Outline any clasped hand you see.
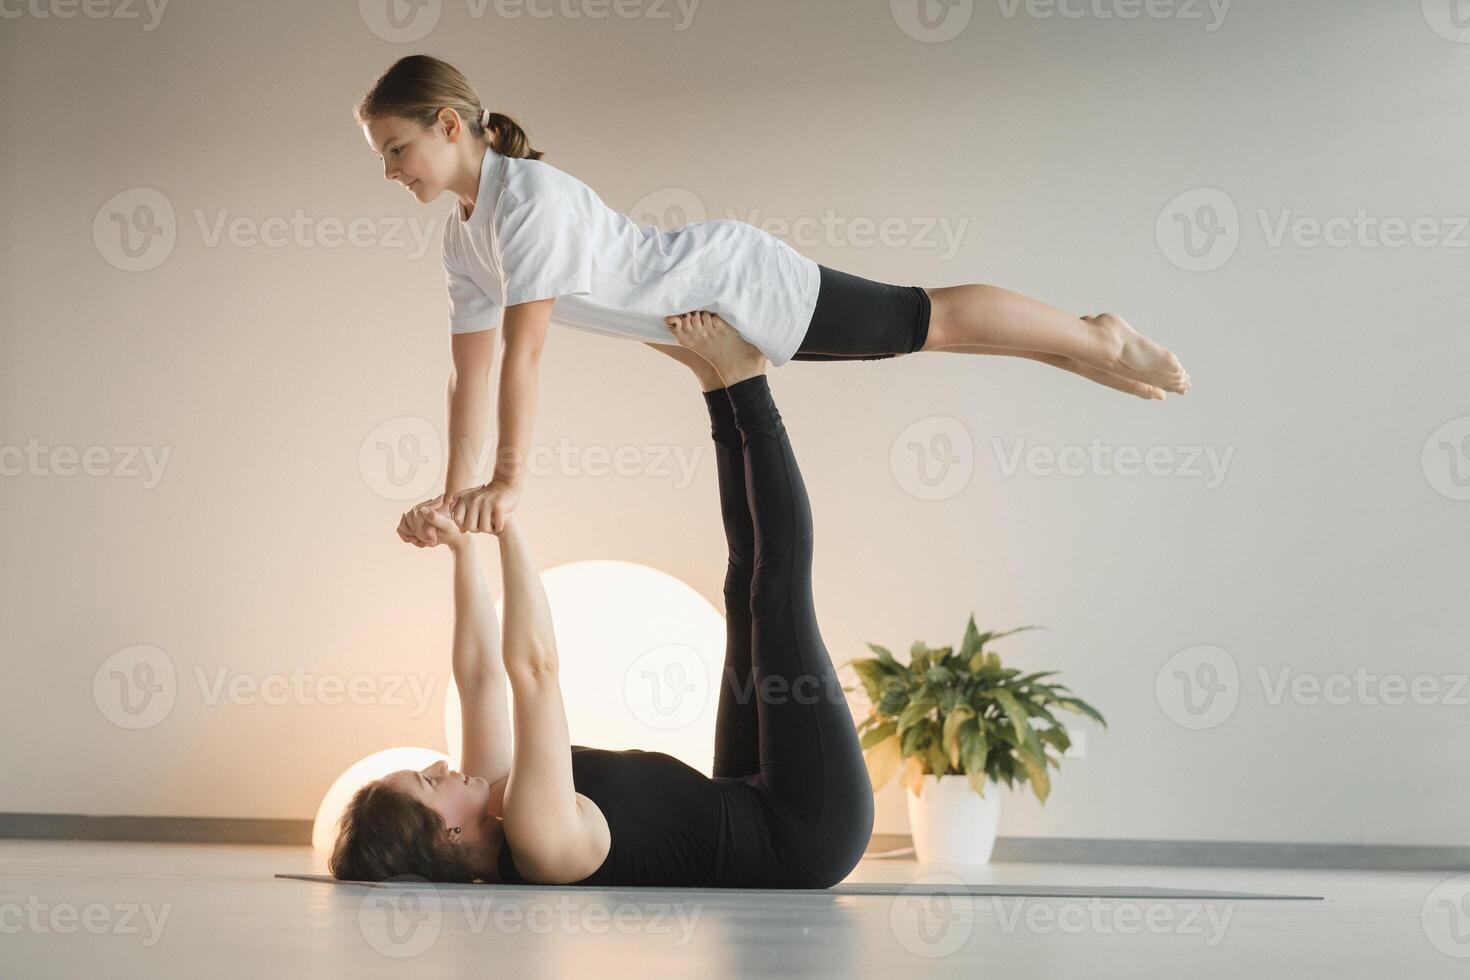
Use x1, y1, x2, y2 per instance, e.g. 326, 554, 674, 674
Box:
395, 480, 521, 548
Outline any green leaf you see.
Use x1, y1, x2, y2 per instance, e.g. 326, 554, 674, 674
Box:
900, 720, 929, 756
985, 688, 1033, 746
860, 719, 897, 749
1014, 670, 1061, 689
1018, 745, 1051, 803
1053, 696, 1107, 727
848, 659, 889, 702
866, 642, 899, 671
959, 615, 982, 659
960, 722, 989, 784
925, 738, 948, 777
877, 684, 909, 717
941, 705, 976, 769
896, 697, 937, 735
1038, 726, 1071, 754
925, 665, 956, 687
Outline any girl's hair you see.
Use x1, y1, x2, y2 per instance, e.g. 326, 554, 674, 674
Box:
355, 54, 544, 160
329, 779, 483, 883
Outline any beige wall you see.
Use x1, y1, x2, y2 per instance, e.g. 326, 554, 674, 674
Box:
2, 0, 1468, 846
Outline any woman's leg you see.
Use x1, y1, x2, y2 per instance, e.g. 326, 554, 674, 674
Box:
666, 314, 874, 888
644, 342, 762, 781
703, 386, 764, 780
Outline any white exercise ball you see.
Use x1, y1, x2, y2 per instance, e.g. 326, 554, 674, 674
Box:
444, 560, 726, 776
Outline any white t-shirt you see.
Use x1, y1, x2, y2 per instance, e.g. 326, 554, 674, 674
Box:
441, 147, 821, 367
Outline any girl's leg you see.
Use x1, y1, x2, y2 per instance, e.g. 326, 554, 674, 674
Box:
929, 343, 1167, 400
921, 285, 1190, 394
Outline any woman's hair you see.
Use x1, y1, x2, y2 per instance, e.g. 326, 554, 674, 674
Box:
354, 54, 544, 160
329, 779, 483, 883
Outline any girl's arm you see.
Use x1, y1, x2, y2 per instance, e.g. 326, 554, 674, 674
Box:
445, 330, 497, 497
450, 299, 554, 535
494, 515, 610, 881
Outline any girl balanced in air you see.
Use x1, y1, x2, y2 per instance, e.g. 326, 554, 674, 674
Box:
354, 54, 1190, 543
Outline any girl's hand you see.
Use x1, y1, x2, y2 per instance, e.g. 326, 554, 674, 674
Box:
418, 500, 468, 550
451, 479, 520, 535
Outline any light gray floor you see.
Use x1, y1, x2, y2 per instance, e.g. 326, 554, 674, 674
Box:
2, 840, 1467, 978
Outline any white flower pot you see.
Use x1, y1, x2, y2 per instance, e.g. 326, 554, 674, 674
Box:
905, 773, 1001, 864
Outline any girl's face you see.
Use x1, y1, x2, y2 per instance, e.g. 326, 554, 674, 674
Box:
364, 113, 455, 202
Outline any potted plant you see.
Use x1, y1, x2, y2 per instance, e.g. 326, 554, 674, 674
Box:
844, 614, 1106, 864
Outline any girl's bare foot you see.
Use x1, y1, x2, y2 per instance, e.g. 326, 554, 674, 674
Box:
666, 312, 767, 387
934, 343, 1166, 400
1084, 313, 1191, 395
643, 341, 725, 392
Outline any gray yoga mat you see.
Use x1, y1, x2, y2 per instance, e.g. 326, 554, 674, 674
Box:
276, 873, 1321, 900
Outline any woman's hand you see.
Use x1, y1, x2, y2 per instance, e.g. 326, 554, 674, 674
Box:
397, 493, 459, 548
450, 479, 520, 535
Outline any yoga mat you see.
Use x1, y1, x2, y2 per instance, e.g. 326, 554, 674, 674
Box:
276, 873, 1321, 900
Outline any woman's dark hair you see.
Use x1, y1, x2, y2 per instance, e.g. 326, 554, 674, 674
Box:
329, 780, 483, 883
354, 54, 543, 160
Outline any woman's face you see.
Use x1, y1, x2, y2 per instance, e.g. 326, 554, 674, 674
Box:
383, 758, 490, 835
363, 113, 455, 202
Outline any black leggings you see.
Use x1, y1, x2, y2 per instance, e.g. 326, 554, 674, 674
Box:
791, 263, 932, 361
703, 375, 874, 888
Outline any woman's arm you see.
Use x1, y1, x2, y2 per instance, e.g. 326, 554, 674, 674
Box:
450, 299, 554, 534
417, 506, 512, 791
494, 515, 609, 881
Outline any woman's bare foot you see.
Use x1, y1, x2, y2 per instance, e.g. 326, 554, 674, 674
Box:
1083, 313, 1190, 395
666, 312, 767, 387
643, 341, 725, 392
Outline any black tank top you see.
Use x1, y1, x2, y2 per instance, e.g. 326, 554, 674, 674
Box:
494, 745, 784, 887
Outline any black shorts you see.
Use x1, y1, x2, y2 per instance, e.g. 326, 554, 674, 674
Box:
791, 264, 931, 361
